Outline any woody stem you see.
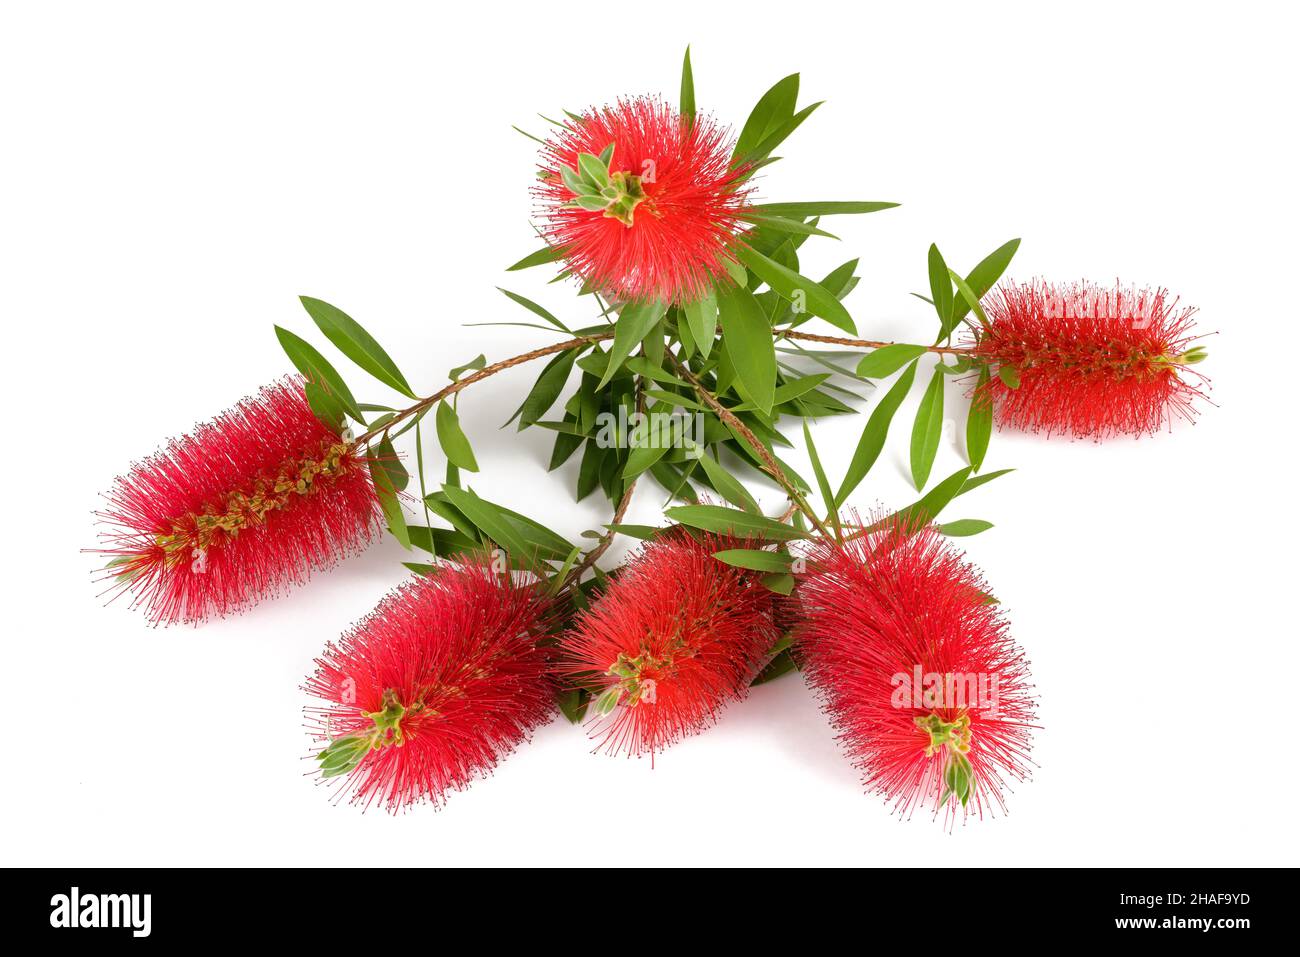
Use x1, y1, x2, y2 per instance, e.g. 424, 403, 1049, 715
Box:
666, 353, 834, 540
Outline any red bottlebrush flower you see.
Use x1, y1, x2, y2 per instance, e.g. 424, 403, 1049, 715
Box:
794, 520, 1036, 821
304, 560, 556, 812
971, 280, 1209, 438
96, 377, 380, 625
535, 97, 752, 305
560, 530, 780, 759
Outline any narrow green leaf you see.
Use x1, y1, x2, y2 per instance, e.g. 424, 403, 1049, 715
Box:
434, 401, 479, 472
927, 244, 954, 330
742, 101, 822, 165
802, 420, 836, 517
947, 238, 1020, 329
300, 296, 415, 398
736, 245, 856, 334
958, 467, 1013, 497
508, 348, 579, 429
369, 458, 410, 550
738, 214, 839, 239
683, 292, 718, 360
696, 451, 761, 513
274, 326, 363, 422
966, 364, 993, 471
897, 466, 973, 529
506, 244, 566, 272
998, 365, 1021, 389
497, 288, 572, 334
836, 360, 917, 506
939, 519, 994, 537
910, 369, 946, 491
752, 201, 899, 217
734, 73, 799, 160
439, 485, 535, 568
304, 380, 345, 433
712, 548, 794, 572
448, 354, 487, 381
597, 301, 665, 389
856, 343, 927, 378
718, 284, 776, 414
664, 504, 806, 541
679, 46, 695, 126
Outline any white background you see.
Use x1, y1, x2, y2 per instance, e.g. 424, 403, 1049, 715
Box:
3, 1, 1295, 867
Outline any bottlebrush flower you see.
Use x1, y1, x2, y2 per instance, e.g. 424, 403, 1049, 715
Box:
96, 377, 380, 625
560, 530, 780, 759
971, 280, 1209, 438
794, 520, 1036, 820
535, 97, 752, 305
305, 559, 557, 812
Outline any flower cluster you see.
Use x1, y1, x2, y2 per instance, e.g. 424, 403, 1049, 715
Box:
96, 378, 379, 625
305, 559, 556, 812
535, 97, 751, 305
794, 520, 1037, 820
559, 530, 779, 759
973, 280, 1208, 438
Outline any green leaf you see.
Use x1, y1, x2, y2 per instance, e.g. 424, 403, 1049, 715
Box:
598, 300, 665, 389
909, 369, 946, 490
856, 343, 927, 378
712, 548, 794, 572
836, 360, 917, 506
679, 46, 695, 126
576, 152, 611, 190
717, 283, 776, 415
696, 450, 761, 513
736, 245, 856, 334
949, 269, 991, 330
593, 686, 622, 716
759, 574, 795, 596
927, 244, 954, 330
958, 467, 1014, 497
802, 420, 836, 517
939, 519, 994, 537
448, 354, 487, 381
734, 73, 799, 160
664, 504, 805, 542
300, 296, 416, 398
998, 365, 1021, 389
947, 238, 1021, 331
966, 364, 993, 471
751, 648, 798, 683
439, 485, 535, 568
743, 101, 822, 165
683, 292, 718, 360
897, 466, 973, 529
497, 288, 572, 334
752, 201, 899, 217
274, 326, 363, 422
372, 436, 409, 491
303, 380, 345, 433
602, 523, 662, 541
508, 348, 579, 429
558, 688, 589, 724
369, 456, 410, 550
738, 214, 839, 239
434, 401, 479, 472
506, 244, 566, 272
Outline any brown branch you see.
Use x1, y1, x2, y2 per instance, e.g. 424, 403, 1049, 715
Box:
354, 331, 614, 446
666, 353, 834, 540
780, 329, 971, 354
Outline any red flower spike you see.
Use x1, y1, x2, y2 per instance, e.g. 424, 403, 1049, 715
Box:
972, 280, 1209, 438
96, 377, 380, 625
560, 530, 780, 759
535, 97, 752, 305
305, 560, 556, 812
794, 519, 1036, 821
